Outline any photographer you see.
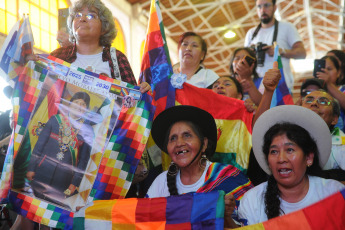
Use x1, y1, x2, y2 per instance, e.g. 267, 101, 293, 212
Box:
244, 0, 306, 92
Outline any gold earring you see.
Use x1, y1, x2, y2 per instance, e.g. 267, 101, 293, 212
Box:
199, 154, 207, 169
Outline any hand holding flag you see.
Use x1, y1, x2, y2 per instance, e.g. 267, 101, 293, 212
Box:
262, 59, 281, 92
268, 43, 294, 106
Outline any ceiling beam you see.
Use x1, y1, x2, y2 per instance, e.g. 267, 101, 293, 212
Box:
304, 0, 316, 58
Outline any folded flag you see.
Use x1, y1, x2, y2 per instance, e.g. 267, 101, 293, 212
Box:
74, 190, 225, 230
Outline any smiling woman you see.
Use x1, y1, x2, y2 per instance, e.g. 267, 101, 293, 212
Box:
146, 105, 253, 229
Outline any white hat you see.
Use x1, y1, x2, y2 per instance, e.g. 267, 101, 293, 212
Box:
252, 105, 331, 175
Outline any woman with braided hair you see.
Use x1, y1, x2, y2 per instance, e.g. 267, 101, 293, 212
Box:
238, 105, 344, 225
146, 105, 253, 228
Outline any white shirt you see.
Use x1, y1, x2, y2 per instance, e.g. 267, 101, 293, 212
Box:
244, 20, 302, 91
146, 161, 211, 198
186, 68, 219, 88
72, 52, 111, 77
238, 175, 344, 225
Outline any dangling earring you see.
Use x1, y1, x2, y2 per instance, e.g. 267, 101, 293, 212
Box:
168, 161, 179, 176
307, 161, 312, 167
199, 154, 207, 169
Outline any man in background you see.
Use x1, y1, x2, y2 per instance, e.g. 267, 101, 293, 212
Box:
244, 0, 306, 92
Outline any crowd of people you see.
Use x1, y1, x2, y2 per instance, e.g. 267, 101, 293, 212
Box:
1, 0, 345, 229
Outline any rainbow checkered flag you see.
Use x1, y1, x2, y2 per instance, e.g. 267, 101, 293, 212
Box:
74, 190, 225, 229
138, 0, 173, 90
139, 0, 176, 170
0, 14, 34, 86
270, 45, 294, 106
0, 55, 155, 229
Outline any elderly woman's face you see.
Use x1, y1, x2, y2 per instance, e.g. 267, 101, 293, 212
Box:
212, 76, 241, 99
179, 36, 205, 67
167, 121, 207, 168
267, 133, 314, 190
72, 6, 103, 42
69, 98, 87, 118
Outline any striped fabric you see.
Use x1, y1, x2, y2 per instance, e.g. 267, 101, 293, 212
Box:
177, 83, 253, 172
197, 163, 253, 200
237, 188, 345, 230
74, 190, 225, 230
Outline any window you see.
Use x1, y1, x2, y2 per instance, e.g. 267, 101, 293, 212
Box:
0, 0, 69, 53
112, 18, 126, 55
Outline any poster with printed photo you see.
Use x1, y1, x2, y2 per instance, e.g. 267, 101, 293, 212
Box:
12, 68, 125, 211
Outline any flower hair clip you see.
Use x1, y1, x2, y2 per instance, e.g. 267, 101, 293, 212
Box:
170, 73, 187, 89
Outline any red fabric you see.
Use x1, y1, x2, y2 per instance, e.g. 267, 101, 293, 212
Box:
303, 192, 345, 230
176, 83, 253, 133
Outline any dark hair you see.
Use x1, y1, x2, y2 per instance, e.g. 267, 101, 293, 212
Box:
164, 120, 215, 195
229, 47, 259, 80
213, 76, 243, 100
321, 56, 341, 85
257, 0, 276, 5
70, 91, 91, 108
262, 123, 324, 219
327, 50, 345, 84
178, 32, 207, 63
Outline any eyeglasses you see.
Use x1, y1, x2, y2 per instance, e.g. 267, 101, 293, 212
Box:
256, 3, 273, 9
303, 96, 332, 106
75, 12, 98, 20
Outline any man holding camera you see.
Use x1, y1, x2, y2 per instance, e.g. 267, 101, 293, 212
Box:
244, 0, 306, 92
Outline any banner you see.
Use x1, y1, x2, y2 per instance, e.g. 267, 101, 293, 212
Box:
0, 55, 155, 229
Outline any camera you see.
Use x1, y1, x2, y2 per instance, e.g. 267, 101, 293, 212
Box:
251, 42, 267, 67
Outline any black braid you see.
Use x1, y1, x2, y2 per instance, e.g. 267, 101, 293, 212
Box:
167, 166, 178, 195
264, 175, 283, 219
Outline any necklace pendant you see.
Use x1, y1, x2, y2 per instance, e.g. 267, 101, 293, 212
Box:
62, 136, 70, 144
